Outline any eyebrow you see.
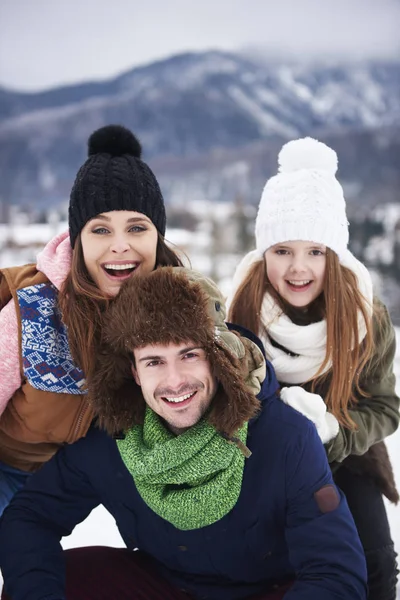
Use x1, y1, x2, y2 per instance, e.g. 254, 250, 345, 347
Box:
90, 214, 151, 224
137, 346, 203, 363
275, 244, 325, 250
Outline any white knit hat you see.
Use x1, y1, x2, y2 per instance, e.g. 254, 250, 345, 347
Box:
255, 137, 349, 260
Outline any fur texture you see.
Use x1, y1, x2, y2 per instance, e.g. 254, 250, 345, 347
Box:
87, 267, 261, 436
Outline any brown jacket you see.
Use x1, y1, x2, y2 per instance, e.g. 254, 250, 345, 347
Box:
0, 264, 93, 472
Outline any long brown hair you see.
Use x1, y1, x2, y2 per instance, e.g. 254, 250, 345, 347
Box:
58, 232, 183, 379
228, 250, 375, 429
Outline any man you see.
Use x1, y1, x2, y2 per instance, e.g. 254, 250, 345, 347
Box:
0, 267, 367, 600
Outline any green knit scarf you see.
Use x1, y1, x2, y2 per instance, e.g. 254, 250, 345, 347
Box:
117, 407, 248, 530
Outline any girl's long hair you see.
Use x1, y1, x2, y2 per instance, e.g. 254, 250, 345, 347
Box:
228, 250, 375, 429
58, 233, 183, 379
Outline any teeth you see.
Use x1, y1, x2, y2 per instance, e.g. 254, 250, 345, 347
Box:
104, 263, 137, 270
165, 392, 194, 403
288, 280, 311, 286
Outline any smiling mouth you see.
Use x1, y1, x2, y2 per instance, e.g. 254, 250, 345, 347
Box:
286, 280, 312, 290
161, 391, 197, 406
102, 263, 139, 278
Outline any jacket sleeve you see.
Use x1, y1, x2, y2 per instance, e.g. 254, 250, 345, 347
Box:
284, 421, 367, 599
0, 430, 103, 600
0, 298, 22, 417
325, 299, 399, 463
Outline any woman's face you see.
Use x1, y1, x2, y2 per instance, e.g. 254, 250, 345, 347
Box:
264, 240, 327, 308
80, 210, 158, 297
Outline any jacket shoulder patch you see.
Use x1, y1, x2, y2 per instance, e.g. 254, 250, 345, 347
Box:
314, 484, 340, 513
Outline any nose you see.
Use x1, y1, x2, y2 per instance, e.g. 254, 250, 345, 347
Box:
163, 363, 186, 392
289, 254, 307, 273
109, 235, 130, 254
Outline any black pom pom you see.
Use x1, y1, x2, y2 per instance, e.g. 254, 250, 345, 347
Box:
88, 125, 142, 158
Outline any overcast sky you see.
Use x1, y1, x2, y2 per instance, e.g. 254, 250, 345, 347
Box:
1, 0, 399, 92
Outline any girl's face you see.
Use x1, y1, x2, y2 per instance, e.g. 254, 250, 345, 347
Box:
264, 240, 327, 308
80, 210, 158, 297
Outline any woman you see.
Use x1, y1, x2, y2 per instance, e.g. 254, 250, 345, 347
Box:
228, 137, 399, 600
0, 124, 182, 515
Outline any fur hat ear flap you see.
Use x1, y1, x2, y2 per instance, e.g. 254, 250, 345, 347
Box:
207, 339, 260, 437
87, 347, 146, 435
86, 266, 265, 437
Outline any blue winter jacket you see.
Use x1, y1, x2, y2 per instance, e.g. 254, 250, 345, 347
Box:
0, 357, 367, 600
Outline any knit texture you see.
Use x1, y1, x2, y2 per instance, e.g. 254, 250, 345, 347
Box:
117, 407, 248, 530
17, 283, 85, 394
255, 137, 349, 259
0, 232, 72, 416
88, 267, 262, 437
231, 249, 373, 384
68, 125, 166, 247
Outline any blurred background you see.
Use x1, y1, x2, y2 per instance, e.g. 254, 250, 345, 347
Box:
1, 0, 399, 315
0, 0, 399, 591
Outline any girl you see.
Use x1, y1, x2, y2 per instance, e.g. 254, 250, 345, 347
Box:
228, 137, 399, 600
0, 124, 182, 515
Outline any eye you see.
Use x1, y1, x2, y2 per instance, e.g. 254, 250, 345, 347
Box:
145, 360, 161, 368
92, 227, 110, 235
183, 352, 198, 360
129, 225, 147, 233
275, 249, 289, 255
310, 249, 325, 256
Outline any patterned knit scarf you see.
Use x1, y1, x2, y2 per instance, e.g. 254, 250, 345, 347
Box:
117, 407, 248, 530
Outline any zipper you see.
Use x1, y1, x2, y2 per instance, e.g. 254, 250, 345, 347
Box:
72, 400, 91, 441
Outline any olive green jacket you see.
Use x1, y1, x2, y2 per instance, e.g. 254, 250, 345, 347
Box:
322, 299, 399, 464
279, 297, 399, 502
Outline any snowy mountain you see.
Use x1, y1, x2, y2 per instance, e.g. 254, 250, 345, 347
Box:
0, 50, 399, 209
152, 125, 400, 212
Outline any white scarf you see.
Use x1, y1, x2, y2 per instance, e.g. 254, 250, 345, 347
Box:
230, 249, 374, 385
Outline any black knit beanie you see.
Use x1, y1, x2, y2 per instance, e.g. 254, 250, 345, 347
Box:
68, 125, 166, 248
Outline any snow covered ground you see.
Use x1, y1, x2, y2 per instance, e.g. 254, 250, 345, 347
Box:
0, 333, 399, 595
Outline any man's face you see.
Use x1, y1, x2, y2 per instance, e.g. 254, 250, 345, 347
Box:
132, 342, 218, 435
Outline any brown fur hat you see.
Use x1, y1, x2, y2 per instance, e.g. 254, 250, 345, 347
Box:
87, 267, 263, 436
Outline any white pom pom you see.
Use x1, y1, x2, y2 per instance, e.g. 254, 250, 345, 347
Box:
278, 137, 338, 175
